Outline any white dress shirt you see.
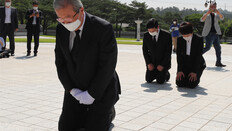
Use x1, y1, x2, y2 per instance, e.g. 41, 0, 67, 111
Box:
69, 12, 86, 51
32, 10, 37, 25
186, 36, 193, 56
5, 7, 11, 23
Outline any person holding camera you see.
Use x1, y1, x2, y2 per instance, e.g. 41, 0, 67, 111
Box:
25, 0, 43, 56
201, 1, 226, 67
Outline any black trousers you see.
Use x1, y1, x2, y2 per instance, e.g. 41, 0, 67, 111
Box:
58, 91, 114, 131
176, 67, 205, 88
146, 68, 170, 84
2, 24, 15, 54
27, 26, 40, 54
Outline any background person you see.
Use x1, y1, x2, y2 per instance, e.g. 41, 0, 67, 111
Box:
0, 0, 18, 56
170, 19, 180, 52
25, 0, 43, 56
201, 2, 226, 67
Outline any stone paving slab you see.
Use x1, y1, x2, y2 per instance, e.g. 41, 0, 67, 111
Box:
0, 42, 232, 131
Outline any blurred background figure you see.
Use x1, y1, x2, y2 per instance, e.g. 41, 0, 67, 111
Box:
201, 1, 226, 67
25, 0, 43, 56
0, 37, 11, 58
170, 19, 180, 53
0, 0, 18, 56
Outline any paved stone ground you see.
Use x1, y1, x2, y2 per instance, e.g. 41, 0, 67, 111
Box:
0, 42, 232, 131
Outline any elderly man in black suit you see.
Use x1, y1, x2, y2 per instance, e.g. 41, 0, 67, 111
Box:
53, 0, 121, 130
0, 0, 18, 56
176, 22, 206, 88
25, 0, 43, 56
142, 19, 172, 84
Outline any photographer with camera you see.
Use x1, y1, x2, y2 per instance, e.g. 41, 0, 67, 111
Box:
201, 1, 226, 67
25, 0, 43, 56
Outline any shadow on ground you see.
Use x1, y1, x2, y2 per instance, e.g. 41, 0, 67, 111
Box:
15, 56, 35, 60
205, 67, 230, 72
177, 86, 208, 97
141, 82, 173, 93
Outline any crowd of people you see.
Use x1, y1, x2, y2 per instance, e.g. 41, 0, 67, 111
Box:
0, 0, 42, 58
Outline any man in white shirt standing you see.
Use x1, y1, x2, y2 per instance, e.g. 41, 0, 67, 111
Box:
0, 0, 18, 56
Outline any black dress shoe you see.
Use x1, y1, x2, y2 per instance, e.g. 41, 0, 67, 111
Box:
165, 71, 170, 81
26, 53, 30, 56
34, 53, 37, 56
215, 62, 226, 67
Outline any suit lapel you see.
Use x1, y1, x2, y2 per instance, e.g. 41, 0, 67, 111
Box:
73, 12, 92, 74
60, 27, 72, 60
3, 7, 6, 21
183, 38, 187, 55
190, 34, 196, 56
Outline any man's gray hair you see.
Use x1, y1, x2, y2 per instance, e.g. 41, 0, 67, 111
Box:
53, 0, 83, 13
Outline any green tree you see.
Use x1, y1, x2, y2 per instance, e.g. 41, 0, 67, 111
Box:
39, 0, 57, 34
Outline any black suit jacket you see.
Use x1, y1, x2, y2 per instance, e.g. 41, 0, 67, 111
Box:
55, 13, 121, 104
0, 6, 18, 32
142, 29, 172, 70
177, 34, 206, 73
25, 9, 43, 32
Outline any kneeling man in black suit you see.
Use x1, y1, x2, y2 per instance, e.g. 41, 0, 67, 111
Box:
176, 22, 206, 88
142, 19, 172, 84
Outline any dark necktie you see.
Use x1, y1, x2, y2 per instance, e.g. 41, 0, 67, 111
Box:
71, 30, 81, 53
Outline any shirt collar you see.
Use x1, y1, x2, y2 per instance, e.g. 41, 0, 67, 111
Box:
186, 36, 193, 44
79, 12, 86, 32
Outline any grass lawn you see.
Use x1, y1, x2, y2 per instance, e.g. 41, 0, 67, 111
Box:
6, 36, 229, 45
6, 38, 55, 43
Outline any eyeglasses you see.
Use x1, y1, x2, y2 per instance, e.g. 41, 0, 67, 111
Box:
57, 12, 78, 23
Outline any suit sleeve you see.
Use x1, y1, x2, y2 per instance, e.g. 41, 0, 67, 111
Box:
25, 10, 30, 20
142, 35, 152, 65
191, 37, 204, 73
87, 24, 118, 100
161, 34, 172, 67
14, 9, 18, 29
55, 28, 75, 92
200, 13, 207, 22
177, 38, 184, 72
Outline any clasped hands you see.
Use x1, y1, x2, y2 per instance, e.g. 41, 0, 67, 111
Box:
148, 64, 164, 72
70, 88, 95, 105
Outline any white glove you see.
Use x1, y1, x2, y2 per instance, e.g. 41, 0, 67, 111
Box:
70, 88, 95, 105
70, 88, 83, 96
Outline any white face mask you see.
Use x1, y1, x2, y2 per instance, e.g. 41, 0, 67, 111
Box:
60, 13, 82, 32
183, 36, 192, 41
149, 31, 158, 36
33, 7, 38, 10
5, 2, 11, 7
173, 21, 177, 24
